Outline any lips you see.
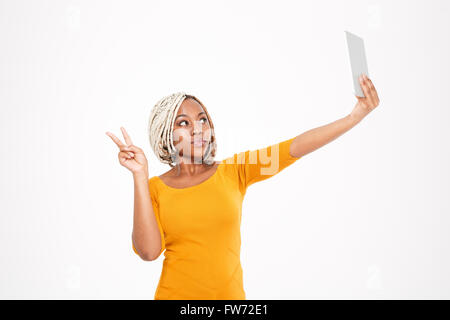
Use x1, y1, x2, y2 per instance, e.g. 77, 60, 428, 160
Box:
192, 139, 207, 146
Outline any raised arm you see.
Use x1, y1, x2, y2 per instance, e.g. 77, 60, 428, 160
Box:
290, 74, 380, 158
106, 127, 164, 261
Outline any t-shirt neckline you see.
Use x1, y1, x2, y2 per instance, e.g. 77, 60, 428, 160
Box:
155, 160, 223, 191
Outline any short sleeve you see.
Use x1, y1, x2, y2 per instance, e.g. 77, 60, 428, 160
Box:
132, 178, 166, 259
225, 137, 301, 193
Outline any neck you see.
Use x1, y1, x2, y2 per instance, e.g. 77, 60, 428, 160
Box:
172, 159, 215, 177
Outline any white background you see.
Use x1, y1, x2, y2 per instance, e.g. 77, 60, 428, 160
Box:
1, 0, 449, 299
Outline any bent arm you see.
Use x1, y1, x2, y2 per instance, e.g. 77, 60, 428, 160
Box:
131, 172, 163, 261
290, 113, 360, 158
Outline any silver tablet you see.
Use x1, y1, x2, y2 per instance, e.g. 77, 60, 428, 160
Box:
345, 31, 369, 97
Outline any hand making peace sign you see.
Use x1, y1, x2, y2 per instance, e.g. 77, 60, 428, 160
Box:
106, 127, 149, 176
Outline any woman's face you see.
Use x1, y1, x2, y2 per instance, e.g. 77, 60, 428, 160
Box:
172, 98, 212, 163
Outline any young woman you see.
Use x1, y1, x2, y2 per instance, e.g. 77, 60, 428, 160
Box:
106, 74, 380, 300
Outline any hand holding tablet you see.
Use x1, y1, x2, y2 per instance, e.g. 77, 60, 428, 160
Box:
345, 31, 380, 119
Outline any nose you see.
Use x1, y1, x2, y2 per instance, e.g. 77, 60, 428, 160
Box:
192, 120, 203, 135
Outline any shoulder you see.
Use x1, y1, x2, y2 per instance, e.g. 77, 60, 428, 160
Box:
147, 176, 162, 204
219, 154, 240, 177
148, 176, 161, 192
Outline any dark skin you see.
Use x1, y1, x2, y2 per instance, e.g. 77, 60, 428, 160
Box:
158, 98, 221, 189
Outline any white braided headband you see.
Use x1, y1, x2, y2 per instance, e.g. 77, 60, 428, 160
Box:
148, 92, 217, 167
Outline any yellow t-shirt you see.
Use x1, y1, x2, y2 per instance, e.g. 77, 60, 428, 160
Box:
132, 137, 301, 299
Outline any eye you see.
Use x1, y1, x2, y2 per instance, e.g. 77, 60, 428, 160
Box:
178, 117, 208, 126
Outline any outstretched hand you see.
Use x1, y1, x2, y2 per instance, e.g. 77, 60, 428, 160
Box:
350, 74, 380, 122
106, 127, 149, 176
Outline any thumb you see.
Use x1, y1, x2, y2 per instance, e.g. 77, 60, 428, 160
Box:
121, 144, 143, 154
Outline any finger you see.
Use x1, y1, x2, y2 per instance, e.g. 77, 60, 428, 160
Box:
364, 75, 378, 106
367, 78, 380, 103
366, 76, 374, 90
121, 127, 133, 146
106, 131, 125, 148
359, 75, 375, 105
121, 144, 143, 154
373, 87, 380, 104
119, 151, 134, 160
